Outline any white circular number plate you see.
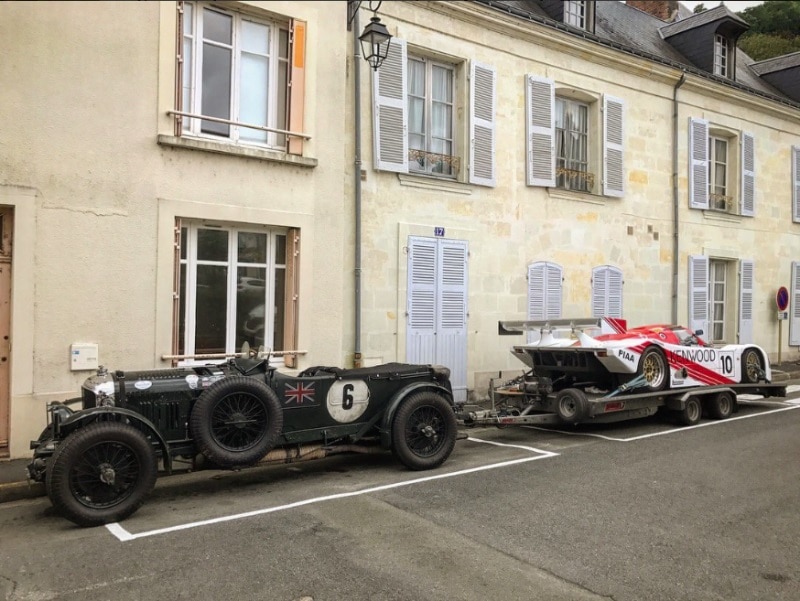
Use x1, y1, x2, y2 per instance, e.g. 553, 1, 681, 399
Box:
326, 380, 370, 423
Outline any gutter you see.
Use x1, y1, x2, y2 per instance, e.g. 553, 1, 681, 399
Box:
671, 71, 687, 324
353, 9, 363, 368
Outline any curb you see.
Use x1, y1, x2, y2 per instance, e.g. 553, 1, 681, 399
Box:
0, 480, 45, 505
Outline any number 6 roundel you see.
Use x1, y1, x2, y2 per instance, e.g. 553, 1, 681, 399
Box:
326, 380, 370, 423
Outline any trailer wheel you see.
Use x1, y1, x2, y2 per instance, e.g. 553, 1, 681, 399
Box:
45, 421, 158, 527
707, 391, 735, 420
678, 396, 702, 426
391, 392, 457, 471
555, 388, 588, 425
638, 346, 668, 392
741, 348, 764, 384
190, 376, 283, 469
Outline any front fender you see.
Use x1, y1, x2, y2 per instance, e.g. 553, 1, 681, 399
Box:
378, 382, 454, 448
49, 406, 173, 474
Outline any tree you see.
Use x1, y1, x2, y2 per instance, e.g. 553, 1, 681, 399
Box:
737, 1, 800, 60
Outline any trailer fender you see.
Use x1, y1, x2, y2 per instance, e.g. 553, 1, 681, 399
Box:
379, 382, 454, 448
52, 407, 173, 474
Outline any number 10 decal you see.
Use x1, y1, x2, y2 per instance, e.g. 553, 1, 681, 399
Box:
326, 380, 370, 423
720, 354, 734, 375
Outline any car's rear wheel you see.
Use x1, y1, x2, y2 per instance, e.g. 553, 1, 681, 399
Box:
741, 348, 764, 384
190, 376, 283, 468
707, 391, 735, 420
638, 346, 668, 392
391, 392, 457, 471
46, 421, 158, 527
555, 388, 589, 425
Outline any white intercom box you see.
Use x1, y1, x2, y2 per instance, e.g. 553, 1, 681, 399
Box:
70, 343, 99, 371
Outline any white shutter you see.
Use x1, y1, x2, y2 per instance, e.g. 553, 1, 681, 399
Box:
738, 259, 754, 344
407, 237, 436, 362
526, 75, 555, 187
373, 39, 408, 173
741, 132, 755, 217
469, 61, 496, 187
527, 261, 562, 343
790, 262, 800, 346
689, 255, 709, 336
792, 147, 800, 223
603, 95, 625, 197
592, 265, 623, 318
689, 118, 709, 209
438, 240, 468, 403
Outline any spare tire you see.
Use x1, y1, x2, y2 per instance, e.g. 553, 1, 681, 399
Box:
190, 376, 283, 468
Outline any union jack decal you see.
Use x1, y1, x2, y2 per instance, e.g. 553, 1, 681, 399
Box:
284, 381, 317, 406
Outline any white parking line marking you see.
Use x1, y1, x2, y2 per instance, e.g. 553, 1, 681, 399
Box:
106, 437, 557, 542
526, 404, 800, 442
786, 384, 800, 394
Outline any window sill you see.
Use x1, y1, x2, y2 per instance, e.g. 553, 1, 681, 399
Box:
397, 173, 473, 195
546, 188, 607, 205
702, 210, 742, 224
157, 135, 318, 168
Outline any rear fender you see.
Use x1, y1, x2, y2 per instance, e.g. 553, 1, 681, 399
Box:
54, 407, 173, 473
378, 382, 454, 448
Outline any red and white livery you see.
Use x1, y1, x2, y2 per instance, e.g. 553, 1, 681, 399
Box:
500, 317, 771, 392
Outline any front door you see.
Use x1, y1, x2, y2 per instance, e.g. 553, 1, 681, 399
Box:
406, 236, 468, 403
0, 207, 12, 456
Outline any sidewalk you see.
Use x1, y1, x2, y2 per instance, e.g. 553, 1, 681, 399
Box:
2, 361, 799, 505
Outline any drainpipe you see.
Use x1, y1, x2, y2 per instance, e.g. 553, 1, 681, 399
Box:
671, 70, 686, 324
353, 9, 363, 368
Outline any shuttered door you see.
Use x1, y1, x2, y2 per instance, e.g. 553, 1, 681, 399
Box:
738, 259, 754, 343
689, 255, 710, 336
407, 237, 468, 402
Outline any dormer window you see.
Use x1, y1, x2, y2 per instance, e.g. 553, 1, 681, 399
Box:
714, 34, 732, 78
564, 1, 587, 29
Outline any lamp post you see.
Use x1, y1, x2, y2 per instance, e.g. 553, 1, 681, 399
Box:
347, 1, 392, 367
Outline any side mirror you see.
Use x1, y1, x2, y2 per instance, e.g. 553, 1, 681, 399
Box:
694, 329, 703, 336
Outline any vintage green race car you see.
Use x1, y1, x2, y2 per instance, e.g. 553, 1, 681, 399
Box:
27, 353, 457, 527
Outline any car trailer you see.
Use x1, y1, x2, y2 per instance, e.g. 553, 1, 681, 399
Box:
456, 378, 787, 429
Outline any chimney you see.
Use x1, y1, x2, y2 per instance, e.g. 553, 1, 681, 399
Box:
627, 1, 680, 22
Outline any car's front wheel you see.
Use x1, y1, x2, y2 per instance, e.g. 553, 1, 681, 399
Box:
391, 392, 457, 471
45, 421, 158, 527
638, 346, 668, 392
741, 348, 764, 384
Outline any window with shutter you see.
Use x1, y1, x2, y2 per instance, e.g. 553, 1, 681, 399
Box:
527, 261, 563, 343
791, 262, 800, 346
591, 265, 623, 318
688, 255, 709, 337
689, 118, 710, 210
526, 75, 555, 187
792, 147, 800, 223
738, 259, 753, 343
373, 38, 408, 173
741, 132, 755, 217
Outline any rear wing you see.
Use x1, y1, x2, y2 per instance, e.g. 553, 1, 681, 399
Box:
498, 317, 627, 336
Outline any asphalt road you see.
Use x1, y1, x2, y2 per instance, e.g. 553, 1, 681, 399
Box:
2, 389, 799, 601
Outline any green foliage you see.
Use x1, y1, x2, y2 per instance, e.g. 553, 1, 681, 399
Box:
737, 1, 800, 60
693, 3, 707, 13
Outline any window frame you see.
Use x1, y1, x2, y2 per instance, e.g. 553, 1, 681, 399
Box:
178, 221, 288, 366
708, 134, 730, 212
709, 258, 727, 342
181, 1, 290, 150
555, 96, 592, 193
563, 1, 586, 29
407, 53, 457, 178
713, 34, 731, 78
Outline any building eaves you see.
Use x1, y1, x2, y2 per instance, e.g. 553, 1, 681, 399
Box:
751, 51, 800, 76
659, 4, 748, 38
473, 0, 799, 111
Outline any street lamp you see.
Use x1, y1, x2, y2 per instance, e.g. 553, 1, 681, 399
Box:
348, 0, 392, 72
359, 14, 392, 71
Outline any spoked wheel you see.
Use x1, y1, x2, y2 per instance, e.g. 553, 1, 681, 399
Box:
638, 346, 668, 392
46, 421, 158, 527
190, 376, 283, 468
391, 392, 457, 471
741, 348, 764, 384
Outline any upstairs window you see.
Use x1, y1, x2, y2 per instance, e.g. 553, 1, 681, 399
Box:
408, 56, 456, 177
178, 2, 304, 151
564, 1, 587, 29
556, 97, 590, 192
709, 135, 729, 211
714, 34, 732, 78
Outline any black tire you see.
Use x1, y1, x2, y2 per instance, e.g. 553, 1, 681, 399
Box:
638, 346, 669, 392
678, 396, 702, 426
708, 391, 735, 420
555, 388, 589, 425
391, 392, 457, 471
741, 348, 764, 384
45, 421, 158, 527
190, 376, 283, 468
